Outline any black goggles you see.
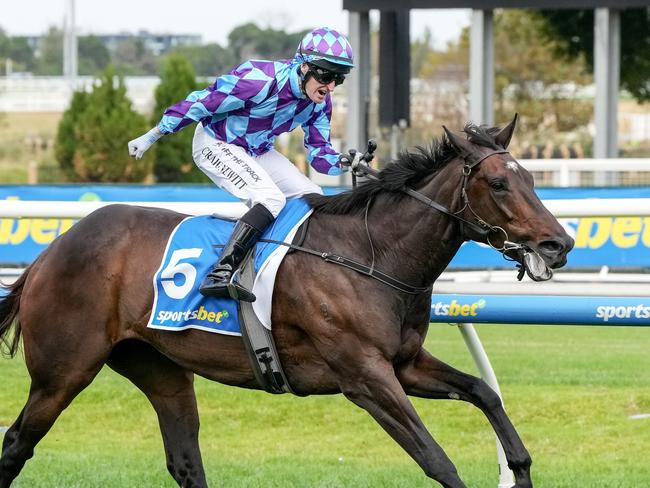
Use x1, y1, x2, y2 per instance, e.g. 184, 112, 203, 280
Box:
307, 64, 346, 86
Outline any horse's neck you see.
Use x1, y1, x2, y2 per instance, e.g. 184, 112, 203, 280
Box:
365, 167, 465, 287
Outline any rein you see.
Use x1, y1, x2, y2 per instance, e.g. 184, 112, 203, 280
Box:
359, 150, 511, 242
259, 236, 430, 295
260, 148, 534, 295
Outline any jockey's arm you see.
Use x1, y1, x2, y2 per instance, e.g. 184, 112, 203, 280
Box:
128, 64, 274, 159
302, 97, 348, 176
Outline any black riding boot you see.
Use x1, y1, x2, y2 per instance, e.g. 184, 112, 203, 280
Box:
199, 204, 275, 302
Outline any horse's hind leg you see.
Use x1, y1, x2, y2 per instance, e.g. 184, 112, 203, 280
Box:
107, 340, 207, 488
397, 348, 533, 488
0, 349, 108, 487
1, 409, 23, 456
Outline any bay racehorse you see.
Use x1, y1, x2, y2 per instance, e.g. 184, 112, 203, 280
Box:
0, 116, 573, 488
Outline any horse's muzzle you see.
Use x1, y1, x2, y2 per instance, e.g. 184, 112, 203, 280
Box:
535, 235, 575, 268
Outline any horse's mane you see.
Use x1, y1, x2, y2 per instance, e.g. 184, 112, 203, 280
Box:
305, 123, 502, 216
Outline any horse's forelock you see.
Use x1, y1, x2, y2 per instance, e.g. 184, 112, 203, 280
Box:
463, 123, 502, 150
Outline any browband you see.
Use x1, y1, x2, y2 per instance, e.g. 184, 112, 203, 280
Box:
468, 150, 510, 168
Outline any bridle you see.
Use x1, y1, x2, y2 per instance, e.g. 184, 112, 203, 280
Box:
259, 148, 545, 295
356, 149, 529, 257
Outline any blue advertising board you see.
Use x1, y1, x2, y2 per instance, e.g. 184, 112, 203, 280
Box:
2, 185, 650, 268
429, 294, 650, 326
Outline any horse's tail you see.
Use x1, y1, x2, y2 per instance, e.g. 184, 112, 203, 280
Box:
0, 266, 30, 358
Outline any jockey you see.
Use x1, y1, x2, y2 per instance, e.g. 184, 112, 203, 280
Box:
128, 27, 354, 302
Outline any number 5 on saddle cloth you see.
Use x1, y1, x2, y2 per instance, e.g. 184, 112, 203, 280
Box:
148, 198, 313, 394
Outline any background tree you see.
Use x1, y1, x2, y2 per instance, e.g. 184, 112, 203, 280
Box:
55, 89, 89, 180
404, 9, 594, 156
539, 8, 650, 102
0, 29, 34, 73
169, 43, 236, 77
112, 37, 158, 75
410, 28, 434, 78
56, 66, 151, 182
34, 26, 63, 75
151, 53, 208, 183
492, 9, 593, 150
78, 35, 110, 75
228, 23, 307, 61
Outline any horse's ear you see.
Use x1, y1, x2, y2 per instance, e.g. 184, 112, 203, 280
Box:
443, 125, 474, 157
494, 113, 518, 149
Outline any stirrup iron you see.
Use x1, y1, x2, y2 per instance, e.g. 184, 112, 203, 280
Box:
226, 269, 257, 302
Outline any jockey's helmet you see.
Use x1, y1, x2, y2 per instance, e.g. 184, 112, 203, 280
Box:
297, 27, 354, 74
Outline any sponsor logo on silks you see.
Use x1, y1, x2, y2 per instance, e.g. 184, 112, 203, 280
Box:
155, 306, 230, 324
430, 298, 487, 318
595, 304, 650, 322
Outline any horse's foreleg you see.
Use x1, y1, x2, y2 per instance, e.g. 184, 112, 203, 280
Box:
107, 340, 207, 488
336, 360, 467, 488
397, 348, 532, 488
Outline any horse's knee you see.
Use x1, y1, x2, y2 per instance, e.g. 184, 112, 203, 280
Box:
470, 379, 503, 410
509, 450, 533, 474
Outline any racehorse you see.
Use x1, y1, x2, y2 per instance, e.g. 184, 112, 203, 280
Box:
0, 116, 573, 488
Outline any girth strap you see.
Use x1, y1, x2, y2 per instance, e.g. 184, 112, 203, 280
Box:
260, 237, 430, 295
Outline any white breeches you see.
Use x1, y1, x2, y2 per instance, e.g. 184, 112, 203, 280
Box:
192, 123, 323, 217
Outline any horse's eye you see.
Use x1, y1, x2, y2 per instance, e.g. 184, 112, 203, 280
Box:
489, 180, 508, 192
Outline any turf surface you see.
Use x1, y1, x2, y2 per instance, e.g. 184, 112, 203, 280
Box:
1, 323, 649, 487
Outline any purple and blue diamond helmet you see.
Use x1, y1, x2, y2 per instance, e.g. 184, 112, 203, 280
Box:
297, 27, 354, 74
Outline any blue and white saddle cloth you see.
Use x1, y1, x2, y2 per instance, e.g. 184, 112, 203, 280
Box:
147, 198, 312, 335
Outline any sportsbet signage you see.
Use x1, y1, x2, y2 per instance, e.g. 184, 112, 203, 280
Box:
430, 294, 650, 326
0, 185, 234, 265
1, 185, 650, 268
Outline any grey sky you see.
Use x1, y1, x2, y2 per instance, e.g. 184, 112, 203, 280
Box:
1, 0, 470, 48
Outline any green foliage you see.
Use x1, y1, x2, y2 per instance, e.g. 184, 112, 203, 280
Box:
400, 10, 598, 155
0, 28, 34, 73
410, 28, 434, 78
539, 8, 650, 102
34, 26, 63, 75
169, 43, 236, 77
78, 35, 110, 75
55, 66, 151, 182
112, 37, 158, 75
0, 22, 308, 77
228, 22, 307, 61
54, 90, 89, 180
151, 54, 208, 183
492, 10, 593, 150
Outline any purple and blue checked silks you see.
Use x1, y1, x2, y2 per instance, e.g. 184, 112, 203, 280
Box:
298, 27, 354, 67
157, 55, 344, 176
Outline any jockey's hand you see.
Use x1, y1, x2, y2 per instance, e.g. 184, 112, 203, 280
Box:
338, 150, 362, 172
128, 127, 162, 159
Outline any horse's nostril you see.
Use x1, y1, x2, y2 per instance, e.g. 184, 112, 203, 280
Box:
538, 239, 564, 254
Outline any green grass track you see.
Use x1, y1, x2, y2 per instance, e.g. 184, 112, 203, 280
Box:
1, 323, 649, 487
